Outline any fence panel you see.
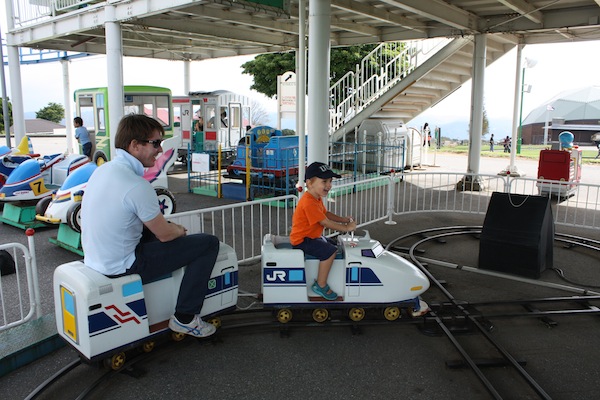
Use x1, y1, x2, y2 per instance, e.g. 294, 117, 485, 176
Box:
0, 239, 40, 332
509, 177, 600, 230
166, 195, 297, 263
394, 172, 508, 215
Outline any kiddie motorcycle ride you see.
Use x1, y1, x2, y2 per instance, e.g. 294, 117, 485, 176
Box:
0, 136, 37, 189
34, 162, 97, 232
0, 153, 89, 202
35, 146, 177, 234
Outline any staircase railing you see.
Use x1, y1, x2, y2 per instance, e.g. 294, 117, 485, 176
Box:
329, 38, 451, 134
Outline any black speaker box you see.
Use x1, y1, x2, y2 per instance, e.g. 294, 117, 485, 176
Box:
479, 192, 554, 279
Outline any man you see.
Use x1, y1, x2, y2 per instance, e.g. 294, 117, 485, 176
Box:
74, 117, 92, 160
81, 114, 219, 338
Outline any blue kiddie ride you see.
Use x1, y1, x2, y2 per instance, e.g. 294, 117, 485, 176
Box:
35, 162, 97, 232
0, 136, 37, 189
0, 153, 89, 202
261, 230, 430, 323
36, 143, 179, 231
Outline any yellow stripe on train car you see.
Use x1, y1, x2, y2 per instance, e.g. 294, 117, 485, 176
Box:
61, 286, 78, 343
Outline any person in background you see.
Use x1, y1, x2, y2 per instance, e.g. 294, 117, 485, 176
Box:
194, 116, 204, 132
74, 117, 92, 160
503, 136, 511, 153
423, 122, 430, 147
220, 110, 228, 128
289, 162, 356, 300
81, 114, 219, 338
489, 134, 495, 152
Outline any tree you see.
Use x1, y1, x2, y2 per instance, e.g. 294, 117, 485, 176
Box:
242, 53, 295, 98
241, 43, 385, 98
0, 101, 13, 135
250, 99, 270, 126
36, 102, 65, 123
482, 107, 489, 137
467, 104, 490, 137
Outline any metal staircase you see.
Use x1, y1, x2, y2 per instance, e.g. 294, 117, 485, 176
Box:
329, 35, 517, 142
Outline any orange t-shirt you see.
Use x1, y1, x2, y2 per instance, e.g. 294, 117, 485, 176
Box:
290, 193, 327, 246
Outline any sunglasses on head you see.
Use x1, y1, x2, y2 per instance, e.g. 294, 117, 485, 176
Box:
139, 139, 162, 148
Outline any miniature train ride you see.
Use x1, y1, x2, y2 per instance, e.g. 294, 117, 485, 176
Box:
54, 231, 430, 368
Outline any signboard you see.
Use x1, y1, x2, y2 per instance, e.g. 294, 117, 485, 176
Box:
278, 71, 297, 113
191, 152, 210, 172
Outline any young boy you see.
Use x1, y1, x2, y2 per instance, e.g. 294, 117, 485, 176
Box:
74, 117, 92, 160
290, 162, 357, 300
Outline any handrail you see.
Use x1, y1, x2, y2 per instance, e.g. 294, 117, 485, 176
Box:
329, 38, 451, 134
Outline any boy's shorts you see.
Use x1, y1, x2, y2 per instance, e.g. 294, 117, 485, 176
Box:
293, 236, 337, 261
82, 142, 92, 158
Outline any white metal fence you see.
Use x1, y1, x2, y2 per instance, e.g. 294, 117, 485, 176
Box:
170, 172, 600, 265
0, 234, 41, 332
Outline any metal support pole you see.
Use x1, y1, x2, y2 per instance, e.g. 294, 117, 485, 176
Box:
296, 0, 307, 191
0, 24, 11, 147
517, 67, 525, 154
61, 59, 74, 154
306, 0, 331, 164
105, 5, 124, 159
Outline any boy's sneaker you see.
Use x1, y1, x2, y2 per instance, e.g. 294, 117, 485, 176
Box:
311, 281, 338, 301
168, 314, 216, 338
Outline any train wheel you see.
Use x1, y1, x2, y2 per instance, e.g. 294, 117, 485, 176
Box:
171, 332, 186, 342
348, 307, 365, 322
208, 317, 222, 328
105, 352, 126, 370
312, 308, 329, 323
383, 306, 401, 321
277, 308, 293, 324
142, 341, 155, 353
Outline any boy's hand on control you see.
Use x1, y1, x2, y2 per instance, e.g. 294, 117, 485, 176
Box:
347, 221, 357, 232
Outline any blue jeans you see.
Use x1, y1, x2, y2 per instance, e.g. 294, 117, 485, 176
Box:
127, 232, 219, 315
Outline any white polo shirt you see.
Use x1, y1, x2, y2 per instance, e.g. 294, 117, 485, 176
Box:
81, 149, 160, 275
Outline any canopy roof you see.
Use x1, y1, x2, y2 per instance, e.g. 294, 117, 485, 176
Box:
523, 86, 600, 125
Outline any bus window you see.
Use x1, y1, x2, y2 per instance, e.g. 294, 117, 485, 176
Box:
155, 95, 170, 126
95, 93, 106, 131
206, 105, 217, 129
78, 94, 95, 133
143, 103, 154, 118
229, 104, 241, 129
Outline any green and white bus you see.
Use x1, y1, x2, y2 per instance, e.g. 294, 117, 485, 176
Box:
74, 85, 173, 164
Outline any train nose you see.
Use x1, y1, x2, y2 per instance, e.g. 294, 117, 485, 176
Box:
408, 271, 430, 295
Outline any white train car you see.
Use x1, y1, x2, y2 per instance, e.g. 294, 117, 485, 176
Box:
54, 243, 238, 366
261, 231, 430, 323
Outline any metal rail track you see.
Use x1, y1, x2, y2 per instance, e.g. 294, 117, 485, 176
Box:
386, 226, 600, 399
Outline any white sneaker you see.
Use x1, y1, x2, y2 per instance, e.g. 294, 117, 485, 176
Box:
410, 300, 430, 317
168, 315, 216, 338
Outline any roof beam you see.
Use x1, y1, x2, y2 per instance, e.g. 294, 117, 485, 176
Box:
331, 0, 426, 33
496, 0, 543, 24
380, 0, 477, 31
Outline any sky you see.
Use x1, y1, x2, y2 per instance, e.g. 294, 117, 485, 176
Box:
2, 7, 599, 139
